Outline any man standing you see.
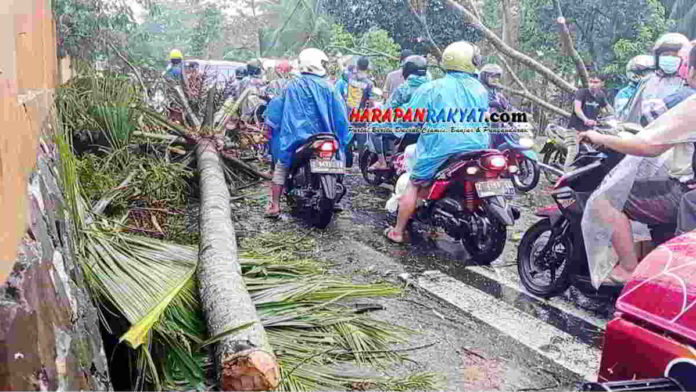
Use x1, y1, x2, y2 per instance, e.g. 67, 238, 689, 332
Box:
344, 57, 375, 164
564, 74, 613, 170
382, 49, 414, 100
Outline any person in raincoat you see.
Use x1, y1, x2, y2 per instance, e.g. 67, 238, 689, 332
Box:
368, 55, 432, 171
614, 55, 654, 118
334, 64, 354, 101
623, 33, 690, 126
384, 41, 490, 243
579, 49, 696, 285
263, 48, 352, 217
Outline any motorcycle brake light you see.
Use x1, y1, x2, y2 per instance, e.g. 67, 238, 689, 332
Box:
482, 155, 507, 169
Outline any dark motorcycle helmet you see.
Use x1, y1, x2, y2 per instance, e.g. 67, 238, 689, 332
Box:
402, 55, 428, 80
235, 68, 247, 79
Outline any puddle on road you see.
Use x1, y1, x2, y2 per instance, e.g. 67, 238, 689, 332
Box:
342, 180, 610, 349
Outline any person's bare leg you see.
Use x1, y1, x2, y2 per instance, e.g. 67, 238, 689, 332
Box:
604, 204, 638, 281
386, 182, 419, 242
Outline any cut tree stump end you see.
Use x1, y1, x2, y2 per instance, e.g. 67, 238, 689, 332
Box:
221, 349, 280, 391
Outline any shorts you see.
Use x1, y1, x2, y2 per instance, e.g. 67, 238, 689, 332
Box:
410, 177, 433, 188
624, 177, 685, 226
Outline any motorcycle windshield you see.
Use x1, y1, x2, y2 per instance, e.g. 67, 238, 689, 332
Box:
582, 94, 696, 289
266, 74, 352, 167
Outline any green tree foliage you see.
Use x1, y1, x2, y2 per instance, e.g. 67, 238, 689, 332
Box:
259, 0, 333, 57
125, 2, 198, 70
54, 0, 136, 61
327, 24, 401, 85
320, 0, 482, 56
666, 0, 696, 39
494, 0, 671, 87
190, 4, 225, 59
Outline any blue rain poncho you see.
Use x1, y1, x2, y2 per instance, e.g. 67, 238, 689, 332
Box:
404, 72, 490, 181
614, 82, 637, 117
265, 74, 352, 167
387, 74, 432, 138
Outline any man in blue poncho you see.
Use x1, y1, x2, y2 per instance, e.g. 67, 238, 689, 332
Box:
384, 41, 490, 243
264, 48, 352, 217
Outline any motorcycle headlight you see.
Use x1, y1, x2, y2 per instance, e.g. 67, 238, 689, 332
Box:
519, 137, 534, 149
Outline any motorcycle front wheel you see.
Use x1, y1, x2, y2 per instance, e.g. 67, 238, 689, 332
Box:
512, 157, 540, 192
517, 218, 572, 298
542, 146, 566, 184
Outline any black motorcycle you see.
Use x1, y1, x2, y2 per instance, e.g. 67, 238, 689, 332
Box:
516, 142, 677, 298
284, 133, 348, 229
359, 133, 419, 186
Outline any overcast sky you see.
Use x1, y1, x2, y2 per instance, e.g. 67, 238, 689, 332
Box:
123, 0, 256, 23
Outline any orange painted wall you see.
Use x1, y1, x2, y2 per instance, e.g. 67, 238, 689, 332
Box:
0, 0, 57, 283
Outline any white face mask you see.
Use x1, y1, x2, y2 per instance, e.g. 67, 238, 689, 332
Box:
658, 55, 682, 75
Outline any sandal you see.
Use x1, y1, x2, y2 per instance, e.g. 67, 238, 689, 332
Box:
264, 204, 281, 219
384, 227, 406, 244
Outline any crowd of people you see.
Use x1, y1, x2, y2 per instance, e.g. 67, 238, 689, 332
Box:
162, 31, 696, 287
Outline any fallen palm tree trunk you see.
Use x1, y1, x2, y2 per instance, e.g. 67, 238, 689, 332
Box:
196, 137, 279, 390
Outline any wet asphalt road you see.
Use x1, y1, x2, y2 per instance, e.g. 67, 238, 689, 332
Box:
232, 166, 617, 390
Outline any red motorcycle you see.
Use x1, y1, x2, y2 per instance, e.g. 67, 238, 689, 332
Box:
583, 231, 696, 391
401, 149, 520, 264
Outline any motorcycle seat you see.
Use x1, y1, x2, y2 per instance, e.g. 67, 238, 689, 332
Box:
295, 133, 338, 153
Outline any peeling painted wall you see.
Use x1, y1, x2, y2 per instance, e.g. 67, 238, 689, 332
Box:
0, 0, 112, 389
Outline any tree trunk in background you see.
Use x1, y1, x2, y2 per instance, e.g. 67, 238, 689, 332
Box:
501, 0, 521, 87
195, 138, 279, 391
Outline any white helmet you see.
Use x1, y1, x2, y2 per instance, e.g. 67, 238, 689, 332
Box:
298, 48, 329, 77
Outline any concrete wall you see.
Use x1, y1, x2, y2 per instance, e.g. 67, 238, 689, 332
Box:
0, 0, 112, 389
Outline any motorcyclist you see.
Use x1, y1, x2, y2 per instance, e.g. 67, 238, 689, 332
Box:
614, 55, 654, 118
239, 59, 268, 123
266, 60, 294, 97
479, 64, 511, 114
623, 33, 690, 126
384, 41, 490, 243
263, 48, 352, 217
578, 45, 696, 284
164, 49, 184, 82
368, 55, 431, 171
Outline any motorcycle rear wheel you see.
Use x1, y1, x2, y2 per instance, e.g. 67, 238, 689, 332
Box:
512, 157, 540, 192
311, 195, 335, 229
517, 219, 572, 298
461, 220, 507, 265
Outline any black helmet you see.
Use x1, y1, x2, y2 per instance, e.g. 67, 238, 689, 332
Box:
402, 55, 427, 80
235, 68, 247, 79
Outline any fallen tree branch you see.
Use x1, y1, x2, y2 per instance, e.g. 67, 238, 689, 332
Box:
496, 53, 530, 95
326, 45, 399, 60
220, 150, 272, 180
407, 4, 443, 59
553, 0, 589, 87
89, 170, 138, 220
497, 84, 571, 118
106, 41, 149, 103
445, 0, 577, 94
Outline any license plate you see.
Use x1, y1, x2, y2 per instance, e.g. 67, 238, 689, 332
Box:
310, 159, 345, 174
475, 179, 515, 198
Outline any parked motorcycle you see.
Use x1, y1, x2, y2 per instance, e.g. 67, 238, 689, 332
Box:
490, 127, 540, 192
516, 140, 676, 298
284, 133, 348, 229
399, 149, 521, 265
359, 133, 419, 186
